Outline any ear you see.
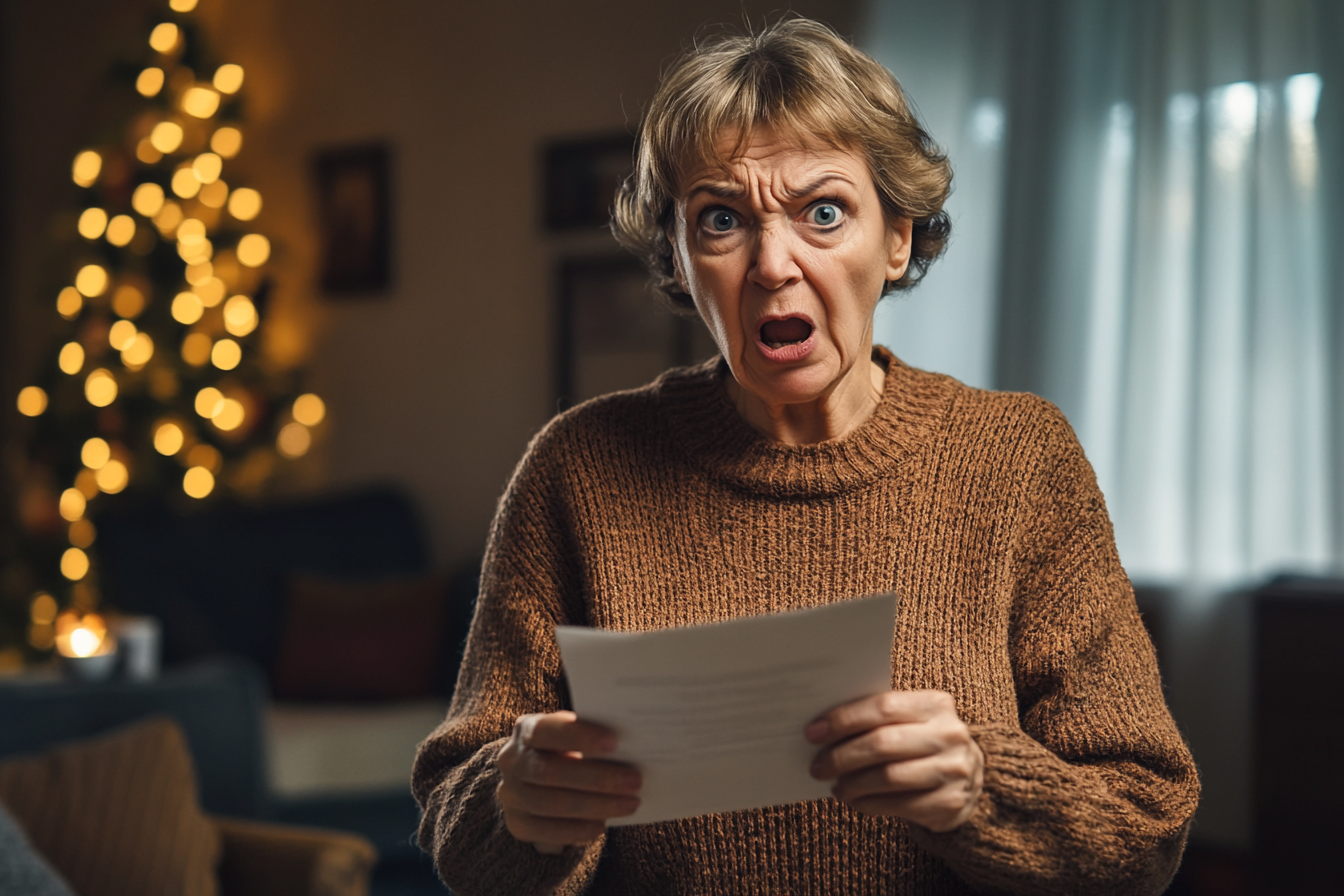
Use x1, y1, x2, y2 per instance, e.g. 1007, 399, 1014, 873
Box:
885, 217, 914, 283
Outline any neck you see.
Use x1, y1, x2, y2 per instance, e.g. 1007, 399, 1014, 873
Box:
726, 353, 887, 446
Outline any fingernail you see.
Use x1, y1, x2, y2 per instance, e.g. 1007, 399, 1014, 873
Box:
805, 720, 829, 742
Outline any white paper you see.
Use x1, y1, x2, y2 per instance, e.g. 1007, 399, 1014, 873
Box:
555, 593, 896, 825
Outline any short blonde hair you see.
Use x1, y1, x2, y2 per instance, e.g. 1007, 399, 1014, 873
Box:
612, 17, 953, 310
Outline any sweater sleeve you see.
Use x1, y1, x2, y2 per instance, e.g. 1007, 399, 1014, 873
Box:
410, 425, 604, 896
909, 398, 1199, 895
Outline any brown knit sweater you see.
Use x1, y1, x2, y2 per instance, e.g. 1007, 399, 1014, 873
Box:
412, 347, 1199, 895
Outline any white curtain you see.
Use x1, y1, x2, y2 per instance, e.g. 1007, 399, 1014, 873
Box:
865, 0, 1341, 591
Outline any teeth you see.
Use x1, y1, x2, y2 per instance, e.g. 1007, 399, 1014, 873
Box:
768, 341, 784, 349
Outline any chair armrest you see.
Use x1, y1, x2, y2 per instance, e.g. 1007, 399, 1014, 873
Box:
212, 815, 378, 896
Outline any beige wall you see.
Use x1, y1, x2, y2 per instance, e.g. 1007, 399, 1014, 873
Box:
3, 0, 858, 570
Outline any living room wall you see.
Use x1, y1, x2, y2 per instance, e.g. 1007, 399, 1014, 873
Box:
0, 0, 859, 571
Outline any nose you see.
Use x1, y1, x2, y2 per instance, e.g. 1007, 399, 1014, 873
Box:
747, 223, 802, 291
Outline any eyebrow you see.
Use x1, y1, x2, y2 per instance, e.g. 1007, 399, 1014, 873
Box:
685, 174, 853, 204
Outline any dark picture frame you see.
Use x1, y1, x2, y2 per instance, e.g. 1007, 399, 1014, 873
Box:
543, 134, 636, 232
556, 256, 719, 410
313, 143, 391, 294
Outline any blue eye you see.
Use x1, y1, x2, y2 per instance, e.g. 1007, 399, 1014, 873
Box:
809, 204, 842, 226
705, 210, 738, 233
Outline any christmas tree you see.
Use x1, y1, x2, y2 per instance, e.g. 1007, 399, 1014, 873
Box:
4, 0, 322, 664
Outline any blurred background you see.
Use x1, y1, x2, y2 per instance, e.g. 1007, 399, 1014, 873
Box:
0, 1, 1339, 894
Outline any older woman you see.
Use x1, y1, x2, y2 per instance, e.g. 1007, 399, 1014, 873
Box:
413, 18, 1198, 896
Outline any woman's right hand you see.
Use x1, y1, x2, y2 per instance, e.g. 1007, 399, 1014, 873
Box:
496, 710, 642, 854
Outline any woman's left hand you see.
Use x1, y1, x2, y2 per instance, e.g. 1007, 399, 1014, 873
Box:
806, 689, 984, 832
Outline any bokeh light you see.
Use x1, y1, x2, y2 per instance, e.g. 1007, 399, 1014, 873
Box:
193, 152, 222, 184
95, 459, 129, 494
108, 319, 138, 351
195, 386, 225, 418
182, 332, 213, 366
237, 234, 270, 267
172, 167, 202, 198
149, 23, 180, 54
111, 285, 146, 318
106, 215, 136, 247
214, 398, 245, 431
182, 87, 220, 119
171, 291, 204, 325
69, 519, 96, 549
151, 121, 184, 154
75, 264, 109, 297
179, 238, 213, 264
214, 64, 245, 94
195, 277, 226, 307
292, 394, 326, 427
17, 386, 48, 416
170, 0, 199, 12
154, 421, 185, 455
154, 200, 184, 235
183, 466, 215, 499
185, 262, 213, 285
132, 183, 166, 217
59, 342, 85, 375
277, 423, 312, 458
211, 126, 243, 158
223, 295, 258, 336
136, 67, 165, 97
57, 287, 83, 319
74, 469, 99, 499
31, 594, 58, 626
84, 369, 118, 407
136, 138, 163, 164
59, 488, 87, 522
198, 179, 229, 209
211, 338, 242, 370
122, 332, 154, 368
61, 548, 90, 581
187, 443, 222, 472
72, 151, 102, 187
81, 437, 111, 470
227, 187, 262, 221
78, 208, 108, 239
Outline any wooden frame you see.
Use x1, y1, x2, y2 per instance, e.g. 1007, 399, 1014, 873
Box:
543, 134, 635, 232
313, 143, 391, 294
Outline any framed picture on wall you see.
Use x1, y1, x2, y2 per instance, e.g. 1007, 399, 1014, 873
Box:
543, 134, 636, 232
313, 143, 391, 295
556, 256, 719, 409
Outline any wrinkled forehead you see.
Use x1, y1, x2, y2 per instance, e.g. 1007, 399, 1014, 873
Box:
673, 120, 862, 198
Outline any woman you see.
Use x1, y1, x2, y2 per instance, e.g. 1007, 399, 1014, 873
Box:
413, 18, 1198, 895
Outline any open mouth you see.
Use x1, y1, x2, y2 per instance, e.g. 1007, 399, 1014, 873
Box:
759, 317, 814, 349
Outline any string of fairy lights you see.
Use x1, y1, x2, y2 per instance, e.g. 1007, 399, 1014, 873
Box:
12, 0, 324, 654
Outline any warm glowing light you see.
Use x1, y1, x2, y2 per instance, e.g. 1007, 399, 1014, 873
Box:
85, 369, 118, 407
195, 277, 226, 307
61, 548, 90, 581
132, 183, 166, 217
149, 23, 180, 54
213, 64, 245, 94
172, 167, 202, 198
195, 386, 225, 418
81, 437, 111, 470
211, 338, 242, 370
154, 421, 185, 455
59, 488, 87, 522
187, 443, 222, 472
136, 138, 163, 164
169, 0, 199, 11
183, 466, 215, 498
214, 398, 245, 431
55, 613, 111, 658
151, 121, 184, 153
223, 295, 258, 336
69, 518, 96, 549
111, 285, 146, 318
185, 262, 213, 284
154, 200, 184, 234
171, 292, 204, 324
136, 67, 165, 96
106, 215, 136, 247
182, 87, 220, 119
95, 459, 129, 494
17, 386, 48, 416
31, 594, 58, 626
192, 152, 222, 183
237, 234, 270, 267
211, 126, 243, 158
292, 394, 326, 427
78, 208, 108, 239
179, 241, 213, 265
278, 423, 312, 459
75, 469, 99, 499
108, 319, 138, 351
59, 342, 85, 375
57, 287, 83, 319
198, 179, 229, 208
177, 218, 207, 244
182, 333, 213, 366
72, 151, 102, 188
75, 264, 109, 297
122, 332, 155, 368
69, 626, 101, 655
227, 187, 262, 221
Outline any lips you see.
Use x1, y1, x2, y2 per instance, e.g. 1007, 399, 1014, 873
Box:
755, 314, 816, 362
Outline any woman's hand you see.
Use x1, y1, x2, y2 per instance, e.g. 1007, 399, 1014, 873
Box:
496, 711, 642, 854
806, 690, 983, 832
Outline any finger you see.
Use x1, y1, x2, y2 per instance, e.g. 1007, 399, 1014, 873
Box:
517, 750, 642, 795
806, 690, 955, 745
516, 711, 619, 755
828, 753, 959, 802
500, 780, 640, 820
844, 781, 979, 832
504, 810, 606, 848
810, 722, 945, 780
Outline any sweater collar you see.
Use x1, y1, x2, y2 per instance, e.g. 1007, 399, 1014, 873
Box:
657, 345, 956, 498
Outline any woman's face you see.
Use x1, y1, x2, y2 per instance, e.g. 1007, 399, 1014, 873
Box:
670, 127, 912, 412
